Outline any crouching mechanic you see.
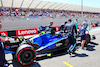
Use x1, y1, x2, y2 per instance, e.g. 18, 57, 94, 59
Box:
64, 19, 77, 54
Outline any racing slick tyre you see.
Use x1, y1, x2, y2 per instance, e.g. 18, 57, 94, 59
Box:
84, 34, 91, 47
16, 44, 36, 65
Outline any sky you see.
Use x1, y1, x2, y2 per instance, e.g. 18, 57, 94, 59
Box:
37, 0, 100, 8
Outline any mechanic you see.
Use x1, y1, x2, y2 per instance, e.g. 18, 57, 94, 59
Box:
78, 20, 88, 49
64, 19, 76, 54
59, 21, 67, 31
45, 21, 54, 32
74, 19, 78, 34
0, 22, 9, 67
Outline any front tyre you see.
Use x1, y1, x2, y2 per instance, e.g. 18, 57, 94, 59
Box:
16, 44, 36, 65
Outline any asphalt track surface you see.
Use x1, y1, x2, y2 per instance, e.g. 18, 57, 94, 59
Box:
1, 17, 100, 31
5, 27, 100, 67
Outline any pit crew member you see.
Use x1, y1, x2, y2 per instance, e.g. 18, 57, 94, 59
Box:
78, 20, 88, 49
0, 22, 9, 67
45, 21, 54, 32
59, 21, 67, 31
64, 19, 76, 54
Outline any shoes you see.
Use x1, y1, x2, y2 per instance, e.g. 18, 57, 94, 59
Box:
82, 47, 85, 50
72, 52, 76, 54
4, 60, 7, 64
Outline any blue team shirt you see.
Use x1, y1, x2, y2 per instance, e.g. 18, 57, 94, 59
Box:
79, 24, 87, 36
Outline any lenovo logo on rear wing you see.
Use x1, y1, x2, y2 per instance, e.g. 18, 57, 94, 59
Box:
16, 28, 38, 36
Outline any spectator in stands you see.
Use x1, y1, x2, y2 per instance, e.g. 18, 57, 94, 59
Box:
1, 8, 100, 19
0, 21, 9, 67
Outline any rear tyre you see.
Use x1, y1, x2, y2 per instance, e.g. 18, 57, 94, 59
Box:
16, 44, 36, 65
86, 34, 91, 44
84, 34, 91, 47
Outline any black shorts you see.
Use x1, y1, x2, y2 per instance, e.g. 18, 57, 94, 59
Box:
81, 35, 86, 40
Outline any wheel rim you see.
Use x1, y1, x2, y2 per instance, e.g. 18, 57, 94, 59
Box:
21, 50, 34, 62
22, 50, 33, 62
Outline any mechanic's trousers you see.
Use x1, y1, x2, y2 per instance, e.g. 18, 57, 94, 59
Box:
67, 34, 76, 52
68, 34, 76, 45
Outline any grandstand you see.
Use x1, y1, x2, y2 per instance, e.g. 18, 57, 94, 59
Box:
0, 0, 100, 13
0, 0, 100, 31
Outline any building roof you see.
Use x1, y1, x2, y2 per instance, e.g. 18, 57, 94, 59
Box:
0, 0, 100, 13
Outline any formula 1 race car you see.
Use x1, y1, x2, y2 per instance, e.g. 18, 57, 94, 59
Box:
4, 32, 70, 65
3, 29, 95, 66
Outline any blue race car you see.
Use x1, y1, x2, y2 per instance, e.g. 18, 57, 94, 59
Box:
4, 32, 72, 65
4, 25, 95, 65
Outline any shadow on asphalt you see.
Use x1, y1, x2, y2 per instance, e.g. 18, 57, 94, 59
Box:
90, 42, 99, 45
76, 41, 99, 52
12, 60, 41, 67
86, 42, 99, 51
71, 53, 89, 57
86, 45, 96, 51
6, 59, 41, 67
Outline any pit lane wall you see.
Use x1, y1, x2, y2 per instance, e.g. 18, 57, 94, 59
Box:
0, 24, 100, 37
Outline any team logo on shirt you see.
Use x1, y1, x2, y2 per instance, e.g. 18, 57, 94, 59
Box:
5, 45, 11, 49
